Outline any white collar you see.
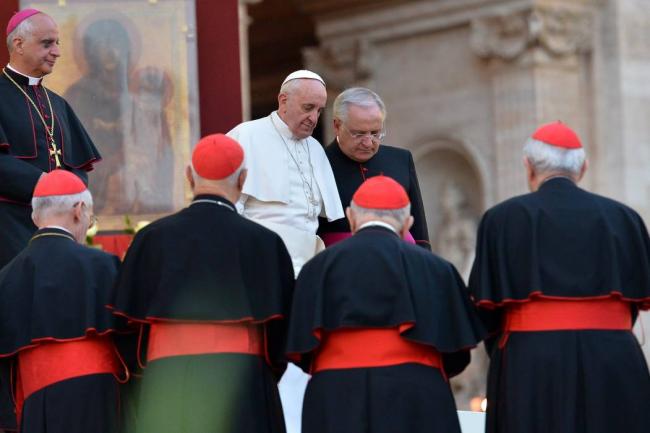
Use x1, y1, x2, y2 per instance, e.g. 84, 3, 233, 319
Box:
271, 111, 302, 141
358, 220, 398, 234
43, 225, 74, 235
7, 64, 42, 86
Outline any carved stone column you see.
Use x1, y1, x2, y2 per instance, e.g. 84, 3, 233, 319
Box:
471, 3, 594, 200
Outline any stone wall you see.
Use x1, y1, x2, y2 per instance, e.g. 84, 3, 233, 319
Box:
295, 0, 650, 409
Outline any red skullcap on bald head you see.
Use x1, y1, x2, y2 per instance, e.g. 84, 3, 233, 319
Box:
6, 9, 41, 36
33, 170, 87, 197
532, 121, 582, 149
192, 134, 244, 180
352, 175, 410, 210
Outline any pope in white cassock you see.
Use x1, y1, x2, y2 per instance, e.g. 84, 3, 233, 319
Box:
227, 70, 344, 433
227, 70, 343, 274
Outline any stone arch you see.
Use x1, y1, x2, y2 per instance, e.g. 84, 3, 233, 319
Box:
411, 140, 486, 277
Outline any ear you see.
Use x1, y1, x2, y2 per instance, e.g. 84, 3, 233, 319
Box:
345, 207, 356, 233
185, 165, 195, 190
12, 37, 23, 54
333, 118, 342, 137
401, 215, 414, 239
73, 202, 84, 223
523, 156, 536, 191
237, 169, 248, 191
577, 159, 588, 182
278, 92, 288, 111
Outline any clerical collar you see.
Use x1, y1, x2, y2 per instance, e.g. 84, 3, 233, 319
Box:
270, 111, 300, 141
30, 226, 76, 243
539, 175, 575, 188
191, 194, 236, 212
358, 220, 398, 234
6, 64, 42, 86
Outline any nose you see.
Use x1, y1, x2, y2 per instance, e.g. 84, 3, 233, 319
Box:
308, 110, 319, 125
51, 44, 61, 57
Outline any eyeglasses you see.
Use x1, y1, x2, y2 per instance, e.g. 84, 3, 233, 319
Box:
88, 214, 98, 230
74, 201, 98, 230
340, 123, 386, 142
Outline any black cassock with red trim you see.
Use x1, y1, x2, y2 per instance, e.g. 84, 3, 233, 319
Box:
110, 194, 294, 433
0, 227, 123, 433
0, 67, 101, 269
287, 226, 485, 433
469, 177, 650, 433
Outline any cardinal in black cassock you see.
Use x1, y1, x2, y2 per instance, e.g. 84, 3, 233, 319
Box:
0, 170, 125, 433
469, 122, 650, 433
289, 175, 485, 433
317, 88, 430, 249
110, 134, 294, 433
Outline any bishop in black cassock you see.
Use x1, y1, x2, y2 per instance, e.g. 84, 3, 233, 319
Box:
469, 122, 650, 433
289, 176, 485, 433
317, 87, 430, 249
110, 134, 294, 433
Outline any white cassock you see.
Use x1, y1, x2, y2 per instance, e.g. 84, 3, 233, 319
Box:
227, 111, 344, 433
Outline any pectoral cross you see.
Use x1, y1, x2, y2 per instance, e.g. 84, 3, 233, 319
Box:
49, 141, 62, 168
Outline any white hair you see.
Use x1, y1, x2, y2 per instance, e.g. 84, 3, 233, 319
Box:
350, 200, 411, 231
31, 189, 93, 220
191, 161, 246, 186
523, 138, 586, 177
6, 14, 38, 53
333, 87, 386, 123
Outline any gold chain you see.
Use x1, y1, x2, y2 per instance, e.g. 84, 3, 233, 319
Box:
2, 68, 61, 168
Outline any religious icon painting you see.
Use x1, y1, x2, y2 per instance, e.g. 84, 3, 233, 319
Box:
23, 0, 200, 229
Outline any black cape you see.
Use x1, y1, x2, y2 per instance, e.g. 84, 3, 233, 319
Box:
287, 226, 485, 433
110, 195, 294, 433
0, 227, 122, 432
0, 68, 101, 268
318, 141, 430, 249
469, 178, 650, 433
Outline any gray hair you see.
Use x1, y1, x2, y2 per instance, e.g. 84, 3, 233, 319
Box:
333, 87, 386, 123
350, 201, 411, 231
32, 189, 93, 220
191, 161, 246, 186
523, 137, 586, 177
6, 14, 38, 53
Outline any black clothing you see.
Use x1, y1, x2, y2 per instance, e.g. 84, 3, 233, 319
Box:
288, 226, 485, 433
0, 68, 100, 268
0, 227, 122, 432
318, 141, 430, 249
469, 178, 650, 433
111, 195, 294, 433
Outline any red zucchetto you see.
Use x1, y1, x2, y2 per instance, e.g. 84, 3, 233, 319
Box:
192, 134, 244, 180
6, 9, 41, 36
352, 175, 410, 210
532, 121, 582, 149
33, 170, 87, 197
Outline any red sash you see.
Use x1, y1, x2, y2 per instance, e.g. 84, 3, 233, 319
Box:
499, 298, 632, 347
147, 322, 264, 362
15, 336, 122, 425
312, 328, 443, 373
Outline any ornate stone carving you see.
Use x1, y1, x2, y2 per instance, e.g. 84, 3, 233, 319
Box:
471, 5, 593, 63
303, 38, 380, 90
